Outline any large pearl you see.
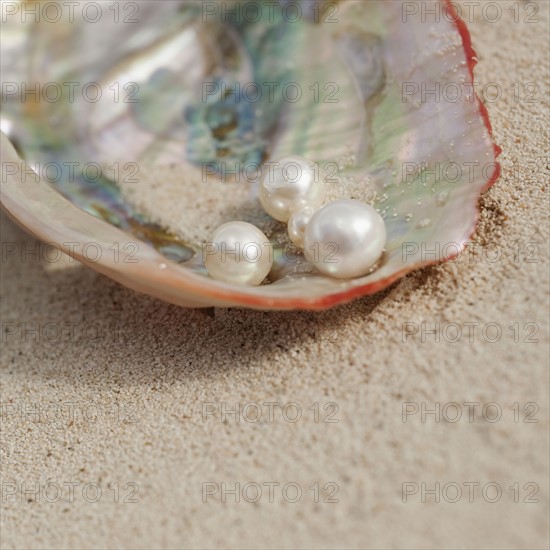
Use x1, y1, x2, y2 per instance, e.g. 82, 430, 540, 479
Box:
204, 222, 273, 286
304, 199, 386, 279
259, 156, 325, 222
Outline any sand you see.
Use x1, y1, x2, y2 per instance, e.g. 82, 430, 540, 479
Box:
1, 1, 549, 548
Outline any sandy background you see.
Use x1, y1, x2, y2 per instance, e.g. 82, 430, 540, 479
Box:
1, 1, 549, 548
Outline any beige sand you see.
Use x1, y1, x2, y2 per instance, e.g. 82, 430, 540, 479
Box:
1, 1, 549, 548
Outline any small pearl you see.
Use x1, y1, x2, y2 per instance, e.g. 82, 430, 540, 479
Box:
204, 222, 273, 286
259, 156, 325, 222
304, 199, 386, 279
287, 206, 315, 248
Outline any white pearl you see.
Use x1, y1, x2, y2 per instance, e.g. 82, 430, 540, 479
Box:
287, 206, 315, 248
304, 199, 386, 279
204, 222, 273, 286
259, 156, 325, 222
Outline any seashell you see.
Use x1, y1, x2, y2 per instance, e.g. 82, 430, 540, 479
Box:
0, 0, 500, 310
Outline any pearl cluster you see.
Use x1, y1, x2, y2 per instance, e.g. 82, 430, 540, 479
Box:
203, 156, 387, 285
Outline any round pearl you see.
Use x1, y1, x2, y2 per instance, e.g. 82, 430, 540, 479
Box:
204, 222, 273, 286
287, 206, 315, 248
259, 156, 325, 222
304, 199, 386, 279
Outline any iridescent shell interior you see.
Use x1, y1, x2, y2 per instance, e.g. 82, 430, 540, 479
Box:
0, 0, 500, 309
